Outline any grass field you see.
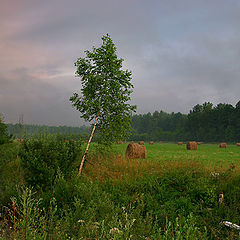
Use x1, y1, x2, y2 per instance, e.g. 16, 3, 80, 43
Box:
116, 142, 240, 166
83, 142, 240, 181
1, 140, 240, 239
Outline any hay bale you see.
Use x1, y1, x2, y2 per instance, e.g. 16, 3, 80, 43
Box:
125, 142, 146, 159
177, 142, 183, 145
236, 143, 240, 147
149, 141, 154, 145
219, 143, 227, 148
186, 141, 197, 150
138, 141, 145, 145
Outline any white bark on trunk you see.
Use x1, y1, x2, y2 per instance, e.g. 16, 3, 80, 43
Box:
78, 112, 99, 176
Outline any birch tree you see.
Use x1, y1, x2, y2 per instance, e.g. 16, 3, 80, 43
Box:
70, 34, 136, 176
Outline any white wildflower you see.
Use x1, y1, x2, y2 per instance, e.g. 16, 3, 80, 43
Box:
210, 172, 219, 177
109, 227, 121, 234
78, 219, 85, 223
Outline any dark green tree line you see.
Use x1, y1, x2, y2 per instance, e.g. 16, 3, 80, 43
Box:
6, 101, 240, 143
130, 101, 240, 142
7, 124, 90, 139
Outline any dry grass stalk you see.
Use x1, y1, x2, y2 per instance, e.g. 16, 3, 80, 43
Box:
186, 141, 197, 150
125, 142, 146, 159
149, 141, 154, 145
177, 142, 183, 145
219, 143, 227, 148
219, 192, 224, 206
138, 141, 145, 145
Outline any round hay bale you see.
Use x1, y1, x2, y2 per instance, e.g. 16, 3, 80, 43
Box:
236, 143, 240, 147
149, 141, 154, 145
138, 141, 145, 145
125, 142, 146, 159
177, 142, 183, 145
186, 141, 197, 150
219, 143, 227, 148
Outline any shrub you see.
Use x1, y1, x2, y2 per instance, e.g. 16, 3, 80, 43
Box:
0, 115, 12, 145
0, 143, 22, 208
19, 134, 82, 190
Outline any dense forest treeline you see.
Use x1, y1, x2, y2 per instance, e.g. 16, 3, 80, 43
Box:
7, 124, 90, 139
7, 101, 240, 142
130, 101, 240, 142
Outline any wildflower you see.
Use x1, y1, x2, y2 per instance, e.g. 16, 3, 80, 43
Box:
109, 227, 121, 234
78, 219, 85, 223
210, 172, 219, 177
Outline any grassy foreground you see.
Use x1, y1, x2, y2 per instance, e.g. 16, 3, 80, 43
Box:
1, 141, 240, 239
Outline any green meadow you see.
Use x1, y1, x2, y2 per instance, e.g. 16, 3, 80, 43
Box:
1, 140, 240, 239
116, 142, 240, 166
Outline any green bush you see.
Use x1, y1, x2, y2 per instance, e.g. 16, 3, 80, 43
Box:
0, 143, 22, 207
19, 135, 82, 190
0, 115, 12, 145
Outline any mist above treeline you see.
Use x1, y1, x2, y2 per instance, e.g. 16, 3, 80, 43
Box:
7, 101, 240, 143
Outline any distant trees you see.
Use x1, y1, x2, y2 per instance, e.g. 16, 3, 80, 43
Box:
130, 101, 240, 142
5, 101, 240, 143
130, 111, 187, 142
7, 124, 90, 139
186, 102, 238, 142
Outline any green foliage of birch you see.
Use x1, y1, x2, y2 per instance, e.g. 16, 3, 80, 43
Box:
70, 34, 136, 144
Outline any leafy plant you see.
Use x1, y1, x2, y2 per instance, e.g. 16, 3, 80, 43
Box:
2, 187, 49, 240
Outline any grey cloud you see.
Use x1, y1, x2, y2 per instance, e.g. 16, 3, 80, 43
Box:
0, 68, 84, 126
1, 0, 240, 125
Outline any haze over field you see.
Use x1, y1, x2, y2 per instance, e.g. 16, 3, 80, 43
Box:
1, 0, 240, 126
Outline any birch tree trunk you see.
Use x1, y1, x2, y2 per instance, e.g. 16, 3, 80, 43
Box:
78, 112, 99, 176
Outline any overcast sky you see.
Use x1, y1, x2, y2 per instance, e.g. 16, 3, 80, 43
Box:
1, 0, 240, 126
